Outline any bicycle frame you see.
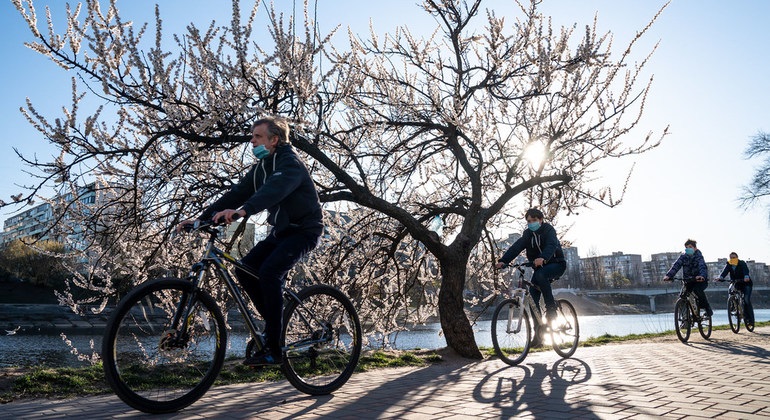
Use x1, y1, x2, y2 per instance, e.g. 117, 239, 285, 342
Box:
676, 278, 701, 316
728, 282, 745, 318
180, 224, 323, 353
506, 265, 543, 334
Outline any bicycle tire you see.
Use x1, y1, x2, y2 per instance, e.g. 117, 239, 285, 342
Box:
281, 284, 361, 395
551, 299, 579, 359
674, 299, 691, 343
491, 298, 531, 366
698, 309, 712, 339
102, 278, 227, 414
727, 296, 740, 333
745, 299, 755, 332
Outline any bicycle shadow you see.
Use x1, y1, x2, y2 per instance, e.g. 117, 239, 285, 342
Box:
472, 357, 595, 419
689, 333, 770, 364
205, 355, 592, 418
192, 356, 482, 419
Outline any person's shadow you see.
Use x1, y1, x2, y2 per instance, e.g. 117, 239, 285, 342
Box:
690, 329, 770, 364
473, 357, 594, 419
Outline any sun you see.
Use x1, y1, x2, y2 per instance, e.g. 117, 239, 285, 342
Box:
523, 142, 548, 166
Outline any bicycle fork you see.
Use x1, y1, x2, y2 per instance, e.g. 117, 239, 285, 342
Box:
507, 288, 528, 334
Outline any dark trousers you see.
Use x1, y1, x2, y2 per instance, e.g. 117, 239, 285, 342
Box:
235, 230, 320, 356
737, 282, 754, 324
530, 261, 566, 315
685, 281, 712, 313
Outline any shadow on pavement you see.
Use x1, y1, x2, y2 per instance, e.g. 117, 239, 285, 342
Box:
691, 333, 770, 364
472, 357, 597, 419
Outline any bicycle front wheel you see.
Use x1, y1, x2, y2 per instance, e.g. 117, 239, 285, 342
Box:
728, 296, 740, 333
550, 299, 579, 358
674, 299, 691, 343
102, 278, 227, 414
281, 284, 362, 395
491, 298, 531, 366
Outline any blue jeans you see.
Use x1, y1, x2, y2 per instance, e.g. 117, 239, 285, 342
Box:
530, 261, 566, 315
235, 229, 320, 356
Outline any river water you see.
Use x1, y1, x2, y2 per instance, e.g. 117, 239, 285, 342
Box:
1, 309, 768, 368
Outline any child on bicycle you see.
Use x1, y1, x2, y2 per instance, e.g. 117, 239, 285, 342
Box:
178, 117, 323, 366
663, 239, 713, 318
716, 252, 754, 328
495, 208, 567, 324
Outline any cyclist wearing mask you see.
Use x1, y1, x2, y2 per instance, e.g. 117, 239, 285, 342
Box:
495, 208, 566, 322
663, 239, 713, 318
717, 252, 754, 328
178, 117, 323, 366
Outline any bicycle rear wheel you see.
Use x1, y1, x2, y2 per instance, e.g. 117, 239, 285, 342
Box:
491, 298, 531, 366
728, 296, 740, 333
674, 299, 691, 343
102, 278, 227, 414
550, 299, 579, 358
281, 284, 361, 395
698, 309, 712, 339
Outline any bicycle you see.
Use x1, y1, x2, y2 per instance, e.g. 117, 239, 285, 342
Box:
102, 219, 362, 414
670, 277, 712, 343
716, 278, 754, 333
491, 262, 579, 366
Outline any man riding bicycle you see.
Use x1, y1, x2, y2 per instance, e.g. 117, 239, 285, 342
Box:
495, 208, 567, 324
178, 117, 323, 366
663, 239, 713, 318
716, 252, 754, 328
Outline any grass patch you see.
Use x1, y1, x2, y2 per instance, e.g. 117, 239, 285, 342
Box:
581, 320, 770, 347
0, 364, 108, 403
356, 350, 438, 371
0, 349, 442, 403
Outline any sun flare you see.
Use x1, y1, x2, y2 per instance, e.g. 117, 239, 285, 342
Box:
523, 142, 547, 166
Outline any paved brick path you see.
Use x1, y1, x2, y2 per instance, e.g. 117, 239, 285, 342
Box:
3, 326, 770, 419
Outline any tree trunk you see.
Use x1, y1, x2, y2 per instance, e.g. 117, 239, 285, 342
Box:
437, 253, 482, 359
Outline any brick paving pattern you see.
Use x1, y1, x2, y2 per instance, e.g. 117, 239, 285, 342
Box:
3, 326, 769, 419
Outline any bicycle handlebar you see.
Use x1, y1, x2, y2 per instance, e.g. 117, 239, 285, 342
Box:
181, 214, 243, 233
667, 277, 703, 284
500, 261, 534, 269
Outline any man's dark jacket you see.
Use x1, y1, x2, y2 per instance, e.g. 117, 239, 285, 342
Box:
499, 223, 565, 265
199, 144, 323, 235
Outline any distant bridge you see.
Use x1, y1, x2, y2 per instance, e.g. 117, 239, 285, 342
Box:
565, 285, 770, 313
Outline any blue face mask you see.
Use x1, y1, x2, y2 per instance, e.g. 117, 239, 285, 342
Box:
252, 145, 270, 159
527, 222, 541, 232
684, 248, 695, 256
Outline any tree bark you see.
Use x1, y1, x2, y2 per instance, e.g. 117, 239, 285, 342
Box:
437, 252, 482, 359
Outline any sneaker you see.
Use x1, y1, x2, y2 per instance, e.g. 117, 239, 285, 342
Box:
704, 308, 713, 318
243, 351, 282, 366
546, 307, 558, 321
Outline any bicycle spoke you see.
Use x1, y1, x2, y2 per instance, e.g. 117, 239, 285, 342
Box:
282, 285, 361, 395
551, 300, 579, 358
103, 279, 226, 414
492, 299, 531, 365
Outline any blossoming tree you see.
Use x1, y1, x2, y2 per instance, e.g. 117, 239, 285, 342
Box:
9, 0, 667, 358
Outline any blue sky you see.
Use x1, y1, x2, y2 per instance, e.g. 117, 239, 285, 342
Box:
1, 0, 769, 264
